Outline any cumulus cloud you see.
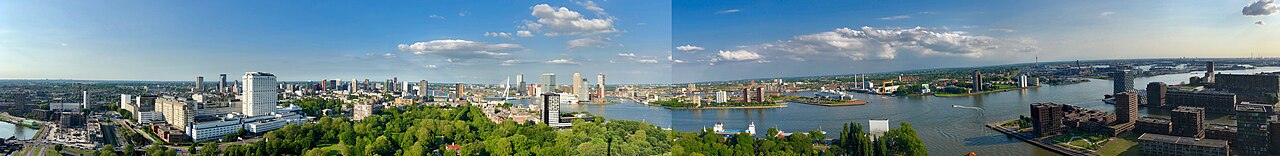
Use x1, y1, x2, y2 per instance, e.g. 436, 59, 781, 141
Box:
516, 30, 534, 37
429, 14, 446, 20
716, 9, 742, 14
382, 53, 397, 59
397, 40, 522, 60
545, 59, 579, 65
711, 26, 1036, 63
878, 15, 911, 20
576, 0, 606, 15
424, 64, 438, 69
484, 32, 513, 38
676, 45, 705, 52
567, 37, 610, 49
714, 50, 764, 62
616, 53, 660, 64
527, 4, 616, 36
1244, 0, 1280, 16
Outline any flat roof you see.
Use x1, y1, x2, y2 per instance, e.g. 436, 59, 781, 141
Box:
1138, 133, 1229, 148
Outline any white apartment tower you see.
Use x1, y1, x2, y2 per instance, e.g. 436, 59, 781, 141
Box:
242, 72, 277, 117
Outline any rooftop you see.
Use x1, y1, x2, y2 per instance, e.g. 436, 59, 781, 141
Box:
1138, 133, 1229, 148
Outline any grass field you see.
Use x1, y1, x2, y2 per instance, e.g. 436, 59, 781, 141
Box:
1052, 132, 1109, 151
1098, 134, 1140, 156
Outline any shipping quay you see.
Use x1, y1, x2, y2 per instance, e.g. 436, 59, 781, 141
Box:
986, 120, 1095, 156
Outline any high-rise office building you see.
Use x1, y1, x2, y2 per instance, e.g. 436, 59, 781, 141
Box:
81, 91, 89, 110
1031, 103, 1065, 137
1111, 70, 1134, 94
1234, 103, 1274, 156
972, 70, 983, 91
1017, 74, 1029, 88
754, 87, 764, 102
1204, 61, 1215, 83
419, 80, 428, 97
1115, 92, 1139, 124
541, 73, 556, 93
455, 83, 466, 100
1170, 106, 1205, 138
572, 73, 582, 95
219, 73, 227, 93
577, 78, 588, 101
516, 74, 526, 96
196, 76, 204, 92
1146, 82, 1167, 107
541, 93, 560, 125
597, 73, 605, 98
242, 72, 277, 117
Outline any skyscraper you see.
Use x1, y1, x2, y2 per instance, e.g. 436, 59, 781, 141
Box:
82, 91, 88, 110
540, 73, 556, 93
419, 80, 428, 97
597, 73, 605, 98
196, 76, 204, 92
516, 74, 526, 96
1111, 70, 1134, 94
242, 72, 277, 117
1115, 92, 1139, 124
572, 73, 582, 96
541, 93, 560, 125
1170, 106, 1205, 138
454, 83, 465, 101
219, 73, 227, 93
1204, 61, 1215, 83
577, 78, 588, 101
972, 70, 983, 91
1146, 82, 1167, 107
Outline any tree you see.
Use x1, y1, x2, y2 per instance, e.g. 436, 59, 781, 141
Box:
198, 142, 220, 156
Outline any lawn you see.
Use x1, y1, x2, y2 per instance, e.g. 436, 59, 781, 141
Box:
1098, 134, 1140, 156
1052, 132, 1110, 151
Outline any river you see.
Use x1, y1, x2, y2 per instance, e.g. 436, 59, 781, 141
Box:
555, 66, 1280, 155
0, 121, 38, 140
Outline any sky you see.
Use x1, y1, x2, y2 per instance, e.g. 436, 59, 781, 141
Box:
672, 0, 1280, 83
3, 1, 1280, 84
0, 0, 672, 84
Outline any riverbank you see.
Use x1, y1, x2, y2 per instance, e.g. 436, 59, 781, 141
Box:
579, 100, 620, 105
661, 104, 788, 110
795, 100, 868, 106
985, 120, 1096, 156
935, 86, 1041, 97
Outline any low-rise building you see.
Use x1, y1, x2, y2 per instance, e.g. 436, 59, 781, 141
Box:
1137, 133, 1230, 156
1166, 90, 1237, 114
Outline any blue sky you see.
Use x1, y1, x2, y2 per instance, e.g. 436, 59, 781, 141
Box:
3, 1, 1279, 84
0, 0, 672, 84
672, 0, 1280, 83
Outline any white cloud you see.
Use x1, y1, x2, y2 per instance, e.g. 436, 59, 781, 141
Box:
459, 11, 469, 17
714, 50, 764, 62
989, 28, 1016, 33
528, 4, 616, 36
429, 14, 446, 20
720, 26, 1036, 62
382, 53, 396, 59
616, 53, 660, 64
397, 40, 523, 60
716, 9, 741, 14
1244, 0, 1280, 16
424, 64, 438, 69
516, 30, 534, 37
1100, 11, 1115, 17
567, 37, 610, 49
576, 0, 606, 15
1258, 20, 1268, 25
676, 45, 705, 52
60, 43, 69, 47
878, 15, 911, 20
484, 32, 513, 39
545, 59, 579, 65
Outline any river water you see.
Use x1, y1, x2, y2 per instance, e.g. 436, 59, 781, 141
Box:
0, 121, 38, 140
557, 67, 1280, 155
